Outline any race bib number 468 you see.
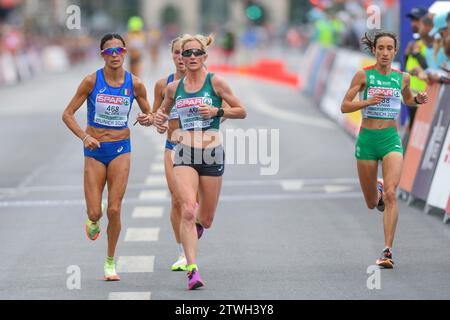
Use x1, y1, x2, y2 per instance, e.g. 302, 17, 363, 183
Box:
94, 94, 131, 127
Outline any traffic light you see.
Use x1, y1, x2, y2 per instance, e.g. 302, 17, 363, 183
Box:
245, 1, 265, 24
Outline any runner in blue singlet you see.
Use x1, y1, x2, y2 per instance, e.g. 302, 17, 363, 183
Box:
62, 33, 154, 281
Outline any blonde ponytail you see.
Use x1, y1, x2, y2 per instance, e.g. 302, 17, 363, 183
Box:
180, 33, 215, 51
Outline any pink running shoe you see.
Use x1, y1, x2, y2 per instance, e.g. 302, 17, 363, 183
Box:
376, 179, 385, 212
196, 222, 204, 239
195, 202, 204, 239
187, 268, 204, 290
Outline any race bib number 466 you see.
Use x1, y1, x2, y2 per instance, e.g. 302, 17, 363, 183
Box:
94, 94, 131, 127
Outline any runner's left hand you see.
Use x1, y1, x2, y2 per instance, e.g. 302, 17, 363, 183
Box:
198, 104, 217, 119
136, 113, 153, 126
416, 92, 428, 104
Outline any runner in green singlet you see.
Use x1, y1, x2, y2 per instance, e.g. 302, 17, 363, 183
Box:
341, 31, 428, 268
153, 37, 231, 273
154, 33, 247, 290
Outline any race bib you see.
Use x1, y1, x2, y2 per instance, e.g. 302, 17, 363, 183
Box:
176, 96, 213, 130
169, 104, 179, 120
94, 94, 131, 127
366, 87, 401, 119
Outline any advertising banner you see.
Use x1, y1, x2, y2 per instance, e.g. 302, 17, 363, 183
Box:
412, 86, 450, 201
298, 43, 320, 91
305, 46, 327, 96
399, 83, 442, 193
313, 48, 336, 105
427, 121, 450, 211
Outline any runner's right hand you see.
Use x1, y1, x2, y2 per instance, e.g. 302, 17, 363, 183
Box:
155, 123, 168, 134
155, 108, 168, 126
367, 93, 384, 106
84, 136, 101, 151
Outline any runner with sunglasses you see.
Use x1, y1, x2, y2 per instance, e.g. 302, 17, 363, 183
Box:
154, 34, 247, 290
153, 37, 231, 273
341, 31, 428, 268
62, 33, 154, 281
152, 37, 188, 272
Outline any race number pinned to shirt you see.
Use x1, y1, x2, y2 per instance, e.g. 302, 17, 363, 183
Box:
94, 94, 131, 127
176, 96, 214, 130
365, 87, 402, 119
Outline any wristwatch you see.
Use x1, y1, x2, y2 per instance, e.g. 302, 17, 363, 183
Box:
216, 108, 224, 118
414, 96, 423, 105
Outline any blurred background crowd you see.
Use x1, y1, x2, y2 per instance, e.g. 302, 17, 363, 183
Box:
0, 0, 449, 87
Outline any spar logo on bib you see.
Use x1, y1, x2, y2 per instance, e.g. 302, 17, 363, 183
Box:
97, 94, 130, 106
176, 97, 204, 109
203, 97, 213, 105
368, 87, 400, 98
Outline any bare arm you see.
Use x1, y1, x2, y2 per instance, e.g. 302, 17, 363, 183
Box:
220, 100, 231, 123
341, 70, 383, 113
62, 73, 95, 141
133, 76, 154, 126
159, 81, 177, 116
153, 81, 177, 133
210, 75, 247, 119
402, 72, 428, 106
152, 78, 166, 113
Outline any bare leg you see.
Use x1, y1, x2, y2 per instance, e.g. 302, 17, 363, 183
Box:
381, 152, 403, 248
197, 175, 223, 229
357, 159, 380, 209
165, 149, 182, 245
105, 153, 130, 258
84, 157, 107, 223
174, 166, 199, 266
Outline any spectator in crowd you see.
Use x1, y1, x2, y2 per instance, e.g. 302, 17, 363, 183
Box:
406, 7, 428, 34
221, 28, 236, 64
415, 11, 450, 85
445, 30, 450, 62
404, 7, 429, 135
447, 11, 450, 33
426, 12, 449, 71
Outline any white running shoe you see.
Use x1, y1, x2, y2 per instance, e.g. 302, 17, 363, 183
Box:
171, 255, 187, 271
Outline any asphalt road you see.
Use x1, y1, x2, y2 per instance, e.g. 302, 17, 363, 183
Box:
0, 52, 449, 300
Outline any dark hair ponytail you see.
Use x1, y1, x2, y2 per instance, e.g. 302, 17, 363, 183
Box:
361, 31, 398, 52
100, 33, 126, 50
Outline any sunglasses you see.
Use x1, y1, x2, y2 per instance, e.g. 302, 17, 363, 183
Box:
101, 47, 126, 56
181, 48, 206, 57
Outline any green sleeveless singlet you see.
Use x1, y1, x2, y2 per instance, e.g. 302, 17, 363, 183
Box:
174, 73, 223, 131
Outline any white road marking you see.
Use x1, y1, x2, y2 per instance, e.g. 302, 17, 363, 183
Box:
324, 185, 355, 193
0, 178, 359, 193
125, 228, 160, 242
0, 192, 361, 208
145, 175, 167, 186
150, 163, 165, 173
280, 180, 304, 191
108, 292, 151, 300
138, 190, 168, 200
132, 206, 164, 218
116, 256, 155, 273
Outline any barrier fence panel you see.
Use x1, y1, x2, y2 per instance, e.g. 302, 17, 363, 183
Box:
305, 46, 327, 96
313, 48, 336, 105
399, 83, 443, 194
298, 43, 320, 92
426, 115, 450, 221
412, 86, 450, 203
